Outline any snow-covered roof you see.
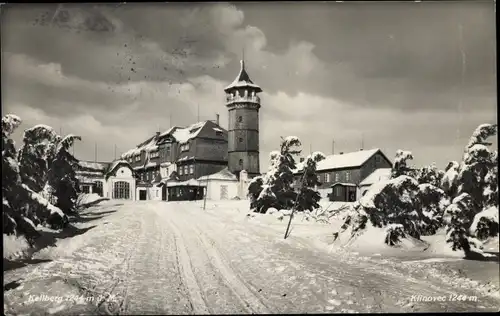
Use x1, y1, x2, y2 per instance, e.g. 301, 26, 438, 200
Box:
76, 170, 104, 176
197, 167, 237, 181
106, 160, 132, 175
78, 160, 109, 171
294, 148, 383, 173
173, 121, 206, 143
159, 126, 176, 138
165, 178, 205, 187
329, 182, 357, 188
224, 60, 262, 93
178, 156, 195, 162
120, 121, 219, 160
359, 168, 392, 187
76, 175, 103, 183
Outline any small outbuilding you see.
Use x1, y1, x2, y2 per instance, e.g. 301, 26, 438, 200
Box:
329, 182, 358, 202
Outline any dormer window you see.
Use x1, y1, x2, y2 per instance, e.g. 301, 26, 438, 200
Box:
180, 143, 190, 152
149, 151, 160, 158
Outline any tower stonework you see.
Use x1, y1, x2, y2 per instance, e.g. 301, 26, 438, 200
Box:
224, 60, 262, 178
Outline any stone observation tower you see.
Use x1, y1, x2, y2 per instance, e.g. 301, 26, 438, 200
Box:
224, 59, 262, 178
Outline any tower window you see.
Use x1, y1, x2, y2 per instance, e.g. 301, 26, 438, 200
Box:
239, 159, 243, 166
238, 137, 243, 143
237, 116, 243, 123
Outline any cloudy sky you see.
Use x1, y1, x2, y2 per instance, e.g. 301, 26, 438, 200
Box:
1, 1, 496, 171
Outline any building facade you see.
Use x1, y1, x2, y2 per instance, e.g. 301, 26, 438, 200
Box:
293, 148, 392, 202
76, 160, 136, 200
76, 59, 261, 201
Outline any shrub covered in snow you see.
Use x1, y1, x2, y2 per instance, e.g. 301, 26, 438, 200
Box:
416, 183, 450, 235
384, 224, 407, 246
335, 150, 450, 247
249, 136, 301, 213
444, 124, 498, 256
416, 163, 445, 188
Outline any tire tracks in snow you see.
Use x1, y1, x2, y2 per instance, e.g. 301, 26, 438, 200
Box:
165, 214, 211, 314
115, 203, 192, 315
189, 221, 272, 314
161, 208, 270, 314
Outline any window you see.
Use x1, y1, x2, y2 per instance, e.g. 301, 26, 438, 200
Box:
93, 181, 103, 197
135, 154, 141, 162
179, 166, 184, 175
239, 137, 243, 143
237, 116, 243, 123
165, 145, 171, 158
325, 173, 330, 183
346, 171, 351, 182
181, 143, 190, 152
82, 185, 90, 194
216, 131, 223, 137
189, 165, 194, 174
375, 155, 381, 163
184, 165, 188, 175
113, 181, 130, 199
335, 173, 340, 182
239, 159, 243, 167
150, 150, 159, 159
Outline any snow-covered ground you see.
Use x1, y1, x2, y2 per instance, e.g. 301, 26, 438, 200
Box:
4, 200, 499, 315
75, 193, 108, 208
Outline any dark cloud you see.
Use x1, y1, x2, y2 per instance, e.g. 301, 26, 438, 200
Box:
1, 2, 496, 170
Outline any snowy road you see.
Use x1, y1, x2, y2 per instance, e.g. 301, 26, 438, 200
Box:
4, 200, 499, 314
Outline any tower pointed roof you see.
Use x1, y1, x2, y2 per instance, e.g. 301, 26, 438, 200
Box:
224, 59, 262, 93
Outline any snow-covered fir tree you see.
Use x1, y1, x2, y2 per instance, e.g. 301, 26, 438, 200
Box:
47, 134, 82, 214
2, 115, 70, 242
441, 161, 460, 197
444, 123, 498, 256
249, 136, 301, 213
18, 125, 60, 193
416, 163, 445, 188
2, 114, 24, 235
391, 150, 416, 178
295, 151, 325, 212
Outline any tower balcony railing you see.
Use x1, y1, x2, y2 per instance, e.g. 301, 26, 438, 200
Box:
226, 95, 261, 105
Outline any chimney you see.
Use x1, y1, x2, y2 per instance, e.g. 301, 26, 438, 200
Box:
216, 114, 220, 126
339, 152, 344, 155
